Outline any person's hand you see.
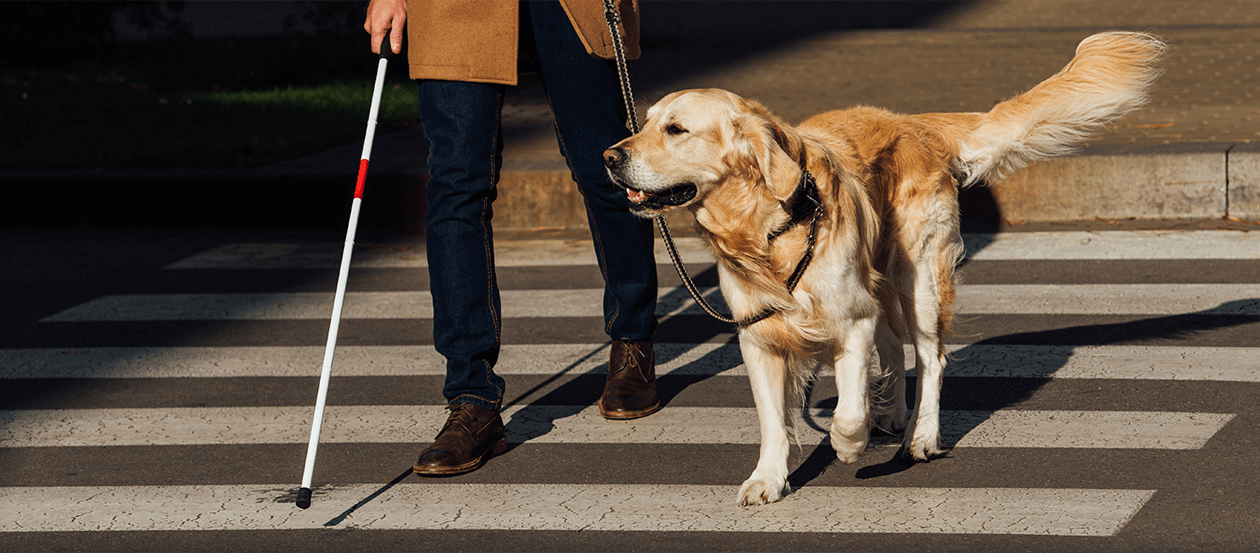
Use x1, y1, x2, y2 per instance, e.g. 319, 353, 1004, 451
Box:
364, 0, 407, 55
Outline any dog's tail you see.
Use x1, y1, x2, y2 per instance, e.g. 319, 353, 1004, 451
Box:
941, 31, 1166, 187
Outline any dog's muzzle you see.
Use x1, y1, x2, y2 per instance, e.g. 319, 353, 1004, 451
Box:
603, 147, 698, 212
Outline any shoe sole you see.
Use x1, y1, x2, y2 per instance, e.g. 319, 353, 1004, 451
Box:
412, 437, 508, 476
598, 400, 661, 420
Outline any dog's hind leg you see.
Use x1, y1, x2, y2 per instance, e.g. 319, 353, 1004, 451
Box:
900, 234, 959, 461
737, 340, 793, 506
870, 321, 908, 434
903, 336, 945, 461
831, 316, 877, 464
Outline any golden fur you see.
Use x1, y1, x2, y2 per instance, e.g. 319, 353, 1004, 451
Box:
604, 32, 1165, 506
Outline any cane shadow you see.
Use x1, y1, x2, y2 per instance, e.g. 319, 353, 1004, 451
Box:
498, 264, 741, 446
841, 297, 1260, 482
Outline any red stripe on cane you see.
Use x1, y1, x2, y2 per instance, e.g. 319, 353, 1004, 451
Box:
354, 159, 369, 199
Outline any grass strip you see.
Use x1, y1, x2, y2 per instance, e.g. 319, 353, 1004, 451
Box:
2, 34, 419, 171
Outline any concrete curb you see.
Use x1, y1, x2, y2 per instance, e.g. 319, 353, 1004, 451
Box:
1230, 142, 1260, 220
492, 143, 1260, 227
987, 143, 1236, 223
2, 143, 1255, 231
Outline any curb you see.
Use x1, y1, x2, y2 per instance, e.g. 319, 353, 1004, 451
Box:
1230, 143, 1260, 220
2, 144, 1255, 231
986, 143, 1258, 223
491, 143, 1260, 228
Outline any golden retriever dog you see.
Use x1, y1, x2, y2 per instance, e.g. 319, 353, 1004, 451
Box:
603, 32, 1165, 506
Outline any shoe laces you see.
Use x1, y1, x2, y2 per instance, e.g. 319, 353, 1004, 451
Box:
440, 403, 477, 434
610, 339, 646, 378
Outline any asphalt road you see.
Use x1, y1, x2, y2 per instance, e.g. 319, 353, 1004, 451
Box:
2, 226, 1258, 552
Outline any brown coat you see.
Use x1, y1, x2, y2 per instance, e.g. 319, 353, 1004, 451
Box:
406, 0, 640, 85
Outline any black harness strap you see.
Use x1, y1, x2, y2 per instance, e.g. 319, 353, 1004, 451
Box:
766, 170, 823, 242
737, 169, 825, 327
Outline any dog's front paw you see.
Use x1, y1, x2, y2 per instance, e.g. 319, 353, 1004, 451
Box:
737, 474, 790, 506
830, 418, 869, 464
902, 439, 945, 462
902, 416, 944, 461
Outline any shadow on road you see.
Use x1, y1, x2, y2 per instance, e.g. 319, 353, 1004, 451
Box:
804, 298, 1260, 486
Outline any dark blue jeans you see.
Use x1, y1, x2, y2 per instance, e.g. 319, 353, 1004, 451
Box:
419, 1, 658, 411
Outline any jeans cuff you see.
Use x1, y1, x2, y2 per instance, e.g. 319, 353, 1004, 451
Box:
449, 395, 500, 412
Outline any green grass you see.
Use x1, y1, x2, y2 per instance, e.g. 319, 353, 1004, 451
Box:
1, 34, 420, 171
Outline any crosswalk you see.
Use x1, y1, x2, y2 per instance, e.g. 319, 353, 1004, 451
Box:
3, 230, 1258, 547
3, 484, 1155, 535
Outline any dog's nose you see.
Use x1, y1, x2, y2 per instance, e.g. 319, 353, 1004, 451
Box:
603, 147, 627, 168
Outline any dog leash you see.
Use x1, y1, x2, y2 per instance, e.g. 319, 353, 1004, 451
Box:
600, 0, 735, 324
601, 0, 821, 328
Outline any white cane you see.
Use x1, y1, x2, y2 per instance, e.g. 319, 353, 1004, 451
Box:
296, 36, 392, 510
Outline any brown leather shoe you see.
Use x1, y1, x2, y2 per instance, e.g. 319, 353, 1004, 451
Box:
599, 338, 659, 420
413, 403, 507, 476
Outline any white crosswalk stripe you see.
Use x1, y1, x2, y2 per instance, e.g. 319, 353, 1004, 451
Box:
161, 231, 1260, 269
0, 484, 1156, 535
0, 405, 1233, 449
36, 283, 1260, 321
3, 230, 1255, 541
162, 237, 716, 269
963, 231, 1260, 260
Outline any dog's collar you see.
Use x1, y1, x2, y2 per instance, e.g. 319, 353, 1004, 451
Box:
739, 169, 825, 328
766, 170, 822, 243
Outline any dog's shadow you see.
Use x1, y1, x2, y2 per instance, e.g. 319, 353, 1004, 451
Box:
790, 297, 1260, 486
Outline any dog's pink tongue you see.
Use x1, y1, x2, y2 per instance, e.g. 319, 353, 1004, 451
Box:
627, 189, 647, 203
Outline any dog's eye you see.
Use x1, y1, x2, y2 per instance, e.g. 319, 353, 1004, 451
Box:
665, 123, 688, 136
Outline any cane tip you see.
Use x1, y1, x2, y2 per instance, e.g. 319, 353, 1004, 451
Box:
296, 487, 313, 509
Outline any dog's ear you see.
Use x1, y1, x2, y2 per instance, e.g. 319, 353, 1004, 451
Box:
735, 101, 804, 202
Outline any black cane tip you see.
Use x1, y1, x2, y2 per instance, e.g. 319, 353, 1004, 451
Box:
296, 487, 313, 509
